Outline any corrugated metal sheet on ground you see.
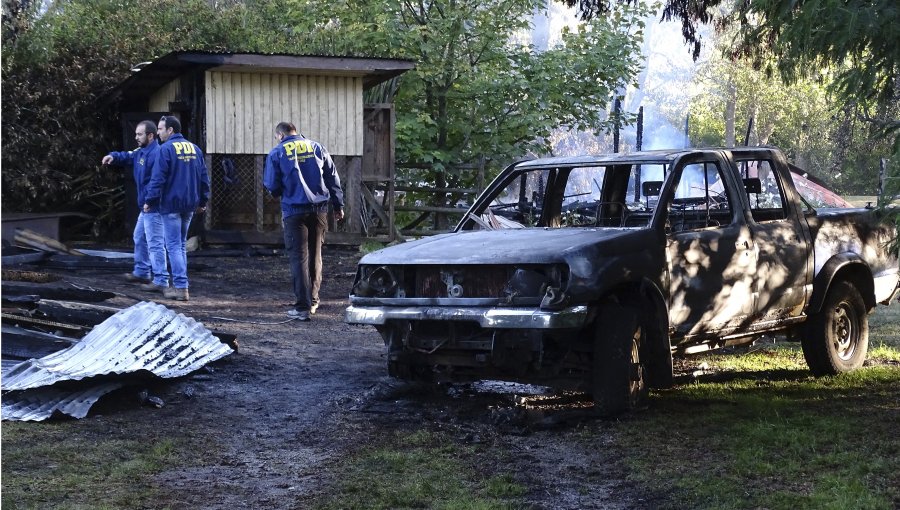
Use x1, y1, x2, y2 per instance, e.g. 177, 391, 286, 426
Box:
2, 301, 234, 391
1, 301, 234, 421
2, 382, 125, 421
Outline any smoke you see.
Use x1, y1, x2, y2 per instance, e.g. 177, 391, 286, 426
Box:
527, 6, 709, 155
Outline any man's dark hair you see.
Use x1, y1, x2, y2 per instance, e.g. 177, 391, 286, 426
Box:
138, 120, 157, 138
160, 115, 182, 133
275, 122, 297, 136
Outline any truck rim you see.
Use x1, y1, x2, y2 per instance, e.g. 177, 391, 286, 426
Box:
832, 301, 858, 361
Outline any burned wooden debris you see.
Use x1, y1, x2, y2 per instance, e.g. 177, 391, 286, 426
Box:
4, 228, 213, 273
12, 227, 86, 256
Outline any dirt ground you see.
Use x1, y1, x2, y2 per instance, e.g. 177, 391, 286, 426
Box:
23, 246, 654, 509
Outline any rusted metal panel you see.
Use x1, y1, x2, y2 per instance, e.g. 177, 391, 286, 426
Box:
2, 301, 234, 392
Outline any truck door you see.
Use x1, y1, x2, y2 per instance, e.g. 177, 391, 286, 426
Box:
734, 155, 811, 322
663, 155, 758, 338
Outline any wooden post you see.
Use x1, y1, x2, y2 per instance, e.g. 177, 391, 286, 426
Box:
389, 107, 397, 242
634, 106, 644, 202
613, 98, 621, 153
477, 156, 485, 193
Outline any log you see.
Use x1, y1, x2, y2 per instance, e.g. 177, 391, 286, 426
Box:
36, 300, 122, 327
1, 281, 116, 302
1, 325, 79, 360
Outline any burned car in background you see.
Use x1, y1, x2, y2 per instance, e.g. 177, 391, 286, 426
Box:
346, 147, 900, 415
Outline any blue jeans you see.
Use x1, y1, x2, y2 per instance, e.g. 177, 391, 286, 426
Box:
161, 211, 194, 289
132, 211, 151, 279
143, 212, 170, 287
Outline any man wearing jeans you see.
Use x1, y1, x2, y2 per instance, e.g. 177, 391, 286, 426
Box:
102, 120, 164, 285
263, 122, 344, 321
143, 115, 210, 301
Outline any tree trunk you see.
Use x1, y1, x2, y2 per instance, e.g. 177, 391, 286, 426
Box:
724, 80, 736, 147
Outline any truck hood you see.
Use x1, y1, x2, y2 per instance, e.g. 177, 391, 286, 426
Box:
360, 228, 639, 265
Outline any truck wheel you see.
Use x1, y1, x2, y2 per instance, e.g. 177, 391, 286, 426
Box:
802, 280, 869, 376
592, 304, 648, 416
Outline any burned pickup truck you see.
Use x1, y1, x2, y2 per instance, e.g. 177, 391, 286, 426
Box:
346, 147, 900, 414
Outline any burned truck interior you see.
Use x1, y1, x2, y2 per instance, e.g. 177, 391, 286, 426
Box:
461, 162, 668, 230
462, 154, 821, 234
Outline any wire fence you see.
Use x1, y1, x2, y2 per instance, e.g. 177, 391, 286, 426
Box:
208, 154, 281, 231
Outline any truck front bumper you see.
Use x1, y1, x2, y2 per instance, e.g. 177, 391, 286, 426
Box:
345, 305, 589, 330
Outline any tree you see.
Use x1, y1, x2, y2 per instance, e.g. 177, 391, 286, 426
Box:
282, 0, 648, 228
567, 0, 898, 245
293, 0, 648, 165
2, 0, 650, 235
0, 0, 313, 233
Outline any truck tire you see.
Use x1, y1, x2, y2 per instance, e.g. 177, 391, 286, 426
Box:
592, 304, 648, 416
802, 280, 869, 376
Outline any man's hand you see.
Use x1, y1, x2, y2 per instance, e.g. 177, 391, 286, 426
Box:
334, 209, 345, 221
143, 203, 151, 213
101, 155, 113, 165
197, 206, 207, 214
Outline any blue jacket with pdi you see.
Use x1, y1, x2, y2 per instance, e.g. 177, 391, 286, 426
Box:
145, 133, 211, 214
107, 140, 160, 208
263, 134, 344, 218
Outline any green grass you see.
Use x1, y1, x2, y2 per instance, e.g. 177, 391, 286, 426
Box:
359, 240, 388, 254
612, 305, 900, 510
869, 302, 900, 360
1, 420, 213, 509
313, 429, 525, 510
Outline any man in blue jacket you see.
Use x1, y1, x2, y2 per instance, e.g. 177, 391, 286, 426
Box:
143, 115, 211, 301
102, 120, 165, 286
264, 122, 344, 321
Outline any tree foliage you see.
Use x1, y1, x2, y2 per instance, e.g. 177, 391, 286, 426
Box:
687, 54, 899, 194
569, 0, 899, 246
280, 0, 648, 173
3, 0, 648, 235
0, 0, 318, 233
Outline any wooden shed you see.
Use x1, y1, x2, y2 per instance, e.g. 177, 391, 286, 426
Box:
108, 51, 414, 244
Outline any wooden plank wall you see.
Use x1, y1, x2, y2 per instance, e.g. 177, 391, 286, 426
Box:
148, 79, 180, 113
205, 71, 363, 156
362, 104, 394, 181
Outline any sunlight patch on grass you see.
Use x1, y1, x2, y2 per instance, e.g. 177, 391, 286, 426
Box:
314, 430, 524, 510
869, 304, 900, 356
616, 366, 900, 509
692, 344, 809, 372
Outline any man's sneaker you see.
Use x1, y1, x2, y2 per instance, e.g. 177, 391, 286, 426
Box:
124, 273, 152, 284
140, 282, 168, 293
164, 287, 189, 301
287, 309, 310, 321
310, 303, 319, 315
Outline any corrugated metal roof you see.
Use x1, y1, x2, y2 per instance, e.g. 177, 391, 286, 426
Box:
108, 50, 415, 108
2, 301, 234, 392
